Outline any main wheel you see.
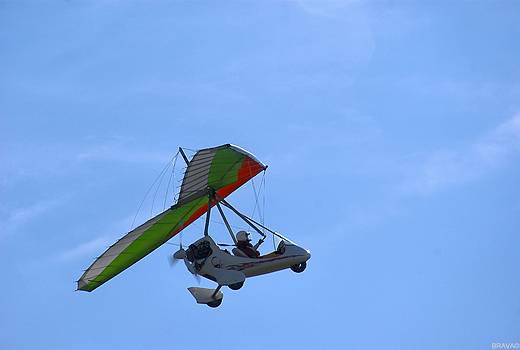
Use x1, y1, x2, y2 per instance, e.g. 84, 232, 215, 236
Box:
290, 261, 307, 273
228, 281, 244, 290
207, 299, 222, 308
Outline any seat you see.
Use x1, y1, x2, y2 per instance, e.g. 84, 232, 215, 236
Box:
232, 248, 250, 258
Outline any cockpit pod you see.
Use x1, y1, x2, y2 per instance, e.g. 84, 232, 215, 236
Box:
183, 236, 311, 286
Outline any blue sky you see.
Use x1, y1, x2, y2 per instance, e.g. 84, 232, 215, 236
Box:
1, 1, 519, 349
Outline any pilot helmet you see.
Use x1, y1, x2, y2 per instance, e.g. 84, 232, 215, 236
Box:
236, 230, 250, 242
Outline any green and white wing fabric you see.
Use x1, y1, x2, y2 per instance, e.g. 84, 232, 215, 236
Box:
77, 144, 266, 292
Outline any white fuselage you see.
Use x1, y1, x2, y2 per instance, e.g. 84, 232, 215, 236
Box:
184, 236, 311, 285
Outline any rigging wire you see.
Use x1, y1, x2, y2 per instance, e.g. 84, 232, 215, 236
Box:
250, 170, 266, 234
150, 163, 170, 218
130, 152, 179, 230
163, 154, 178, 211
261, 171, 266, 227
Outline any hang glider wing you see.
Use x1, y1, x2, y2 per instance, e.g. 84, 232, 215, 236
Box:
77, 144, 267, 292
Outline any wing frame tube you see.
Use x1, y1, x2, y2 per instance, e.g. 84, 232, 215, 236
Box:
216, 194, 266, 240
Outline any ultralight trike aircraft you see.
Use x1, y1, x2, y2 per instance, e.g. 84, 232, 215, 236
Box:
77, 144, 311, 307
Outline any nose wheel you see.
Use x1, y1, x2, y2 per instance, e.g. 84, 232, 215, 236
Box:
290, 261, 307, 273
228, 281, 244, 290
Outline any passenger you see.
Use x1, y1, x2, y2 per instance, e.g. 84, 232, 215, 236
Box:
236, 231, 263, 258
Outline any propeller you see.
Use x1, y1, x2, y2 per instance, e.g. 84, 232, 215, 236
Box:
168, 253, 179, 268
190, 269, 201, 284
168, 231, 185, 267
167, 235, 201, 284
167, 244, 183, 267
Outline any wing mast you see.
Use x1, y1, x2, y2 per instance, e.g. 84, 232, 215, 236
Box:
178, 147, 190, 165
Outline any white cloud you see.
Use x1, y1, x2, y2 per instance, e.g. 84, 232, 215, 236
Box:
400, 114, 520, 195
9, 200, 58, 223
297, 1, 364, 20
398, 75, 520, 105
58, 236, 115, 262
0, 140, 173, 187
74, 143, 172, 165
0, 198, 66, 239
56, 214, 135, 263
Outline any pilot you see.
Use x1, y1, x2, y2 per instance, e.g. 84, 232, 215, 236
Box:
236, 231, 263, 258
